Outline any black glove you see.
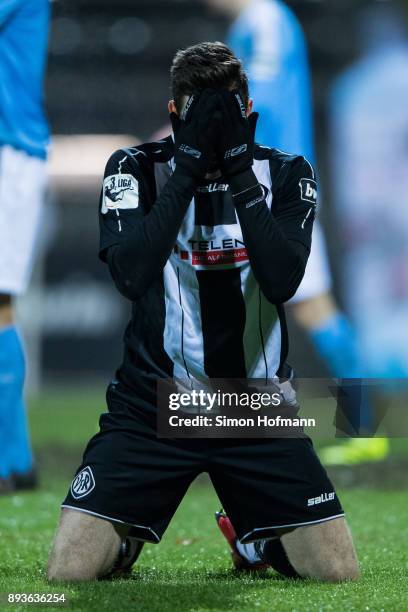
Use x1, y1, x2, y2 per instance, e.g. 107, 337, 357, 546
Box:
215, 90, 258, 177
170, 89, 219, 180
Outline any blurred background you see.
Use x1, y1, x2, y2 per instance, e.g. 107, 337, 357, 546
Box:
22, 0, 401, 392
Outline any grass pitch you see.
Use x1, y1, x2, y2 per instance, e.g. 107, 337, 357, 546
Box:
0, 390, 407, 612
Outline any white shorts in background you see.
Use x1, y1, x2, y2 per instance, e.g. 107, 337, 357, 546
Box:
0, 145, 47, 295
289, 221, 332, 304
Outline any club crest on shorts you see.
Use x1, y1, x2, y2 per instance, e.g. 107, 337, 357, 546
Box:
71, 466, 95, 499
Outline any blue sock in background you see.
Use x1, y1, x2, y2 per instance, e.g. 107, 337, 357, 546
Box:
0, 326, 33, 478
310, 312, 373, 434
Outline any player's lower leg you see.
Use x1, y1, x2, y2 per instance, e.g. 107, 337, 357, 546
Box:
309, 310, 374, 427
0, 298, 35, 489
216, 511, 359, 582
215, 511, 298, 577
101, 536, 144, 579
293, 294, 389, 464
48, 509, 144, 581
310, 311, 390, 463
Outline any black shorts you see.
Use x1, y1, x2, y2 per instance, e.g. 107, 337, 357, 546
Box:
62, 382, 344, 543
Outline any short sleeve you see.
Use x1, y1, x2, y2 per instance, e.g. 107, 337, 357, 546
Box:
272, 156, 317, 249
98, 149, 148, 261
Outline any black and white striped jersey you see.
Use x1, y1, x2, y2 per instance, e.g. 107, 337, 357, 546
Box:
99, 136, 316, 400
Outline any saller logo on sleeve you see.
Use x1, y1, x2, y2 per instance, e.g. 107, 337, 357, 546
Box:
299, 178, 317, 204
101, 174, 139, 213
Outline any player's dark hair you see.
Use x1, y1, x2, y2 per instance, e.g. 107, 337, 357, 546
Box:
170, 42, 249, 113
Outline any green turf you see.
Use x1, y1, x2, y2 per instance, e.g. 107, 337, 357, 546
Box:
0, 391, 407, 611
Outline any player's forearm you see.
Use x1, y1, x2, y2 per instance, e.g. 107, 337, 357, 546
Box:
238, 206, 308, 303
107, 168, 196, 300
231, 170, 309, 304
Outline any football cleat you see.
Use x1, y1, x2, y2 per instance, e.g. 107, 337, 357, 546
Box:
103, 537, 144, 579
0, 477, 14, 495
319, 438, 390, 466
12, 468, 38, 491
215, 510, 268, 571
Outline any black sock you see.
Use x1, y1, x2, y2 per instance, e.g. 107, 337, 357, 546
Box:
255, 538, 301, 578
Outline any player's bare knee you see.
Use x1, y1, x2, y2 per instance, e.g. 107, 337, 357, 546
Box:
47, 559, 97, 583
290, 549, 360, 583
304, 537, 360, 582
47, 518, 97, 581
47, 509, 121, 582
47, 541, 100, 582
282, 517, 359, 582
290, 291, 337, 329
315, 555, 360, 583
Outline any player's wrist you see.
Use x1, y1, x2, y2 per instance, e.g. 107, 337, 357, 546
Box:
229, 168, 259, 195
229, 169, 264, 208
171, 165, 200, 192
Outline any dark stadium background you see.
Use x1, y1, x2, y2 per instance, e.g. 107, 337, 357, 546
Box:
27, 0, 377, 389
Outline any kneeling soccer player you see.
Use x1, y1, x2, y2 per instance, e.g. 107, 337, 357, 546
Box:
47, 42, 359, 583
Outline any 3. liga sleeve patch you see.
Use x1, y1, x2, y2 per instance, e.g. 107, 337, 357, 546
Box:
101, 173, 139, 214
70, 466, 95, 499
299, 178, 317, 204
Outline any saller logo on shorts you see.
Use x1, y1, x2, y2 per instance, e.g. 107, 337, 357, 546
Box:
307, 491, 335, 506
71, 466, 95, 500
224, 144, 248, 159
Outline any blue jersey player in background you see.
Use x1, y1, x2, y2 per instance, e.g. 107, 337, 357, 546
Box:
228, 0, 314, 161
0, 0, 50, 492
206, 0, 389, 464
